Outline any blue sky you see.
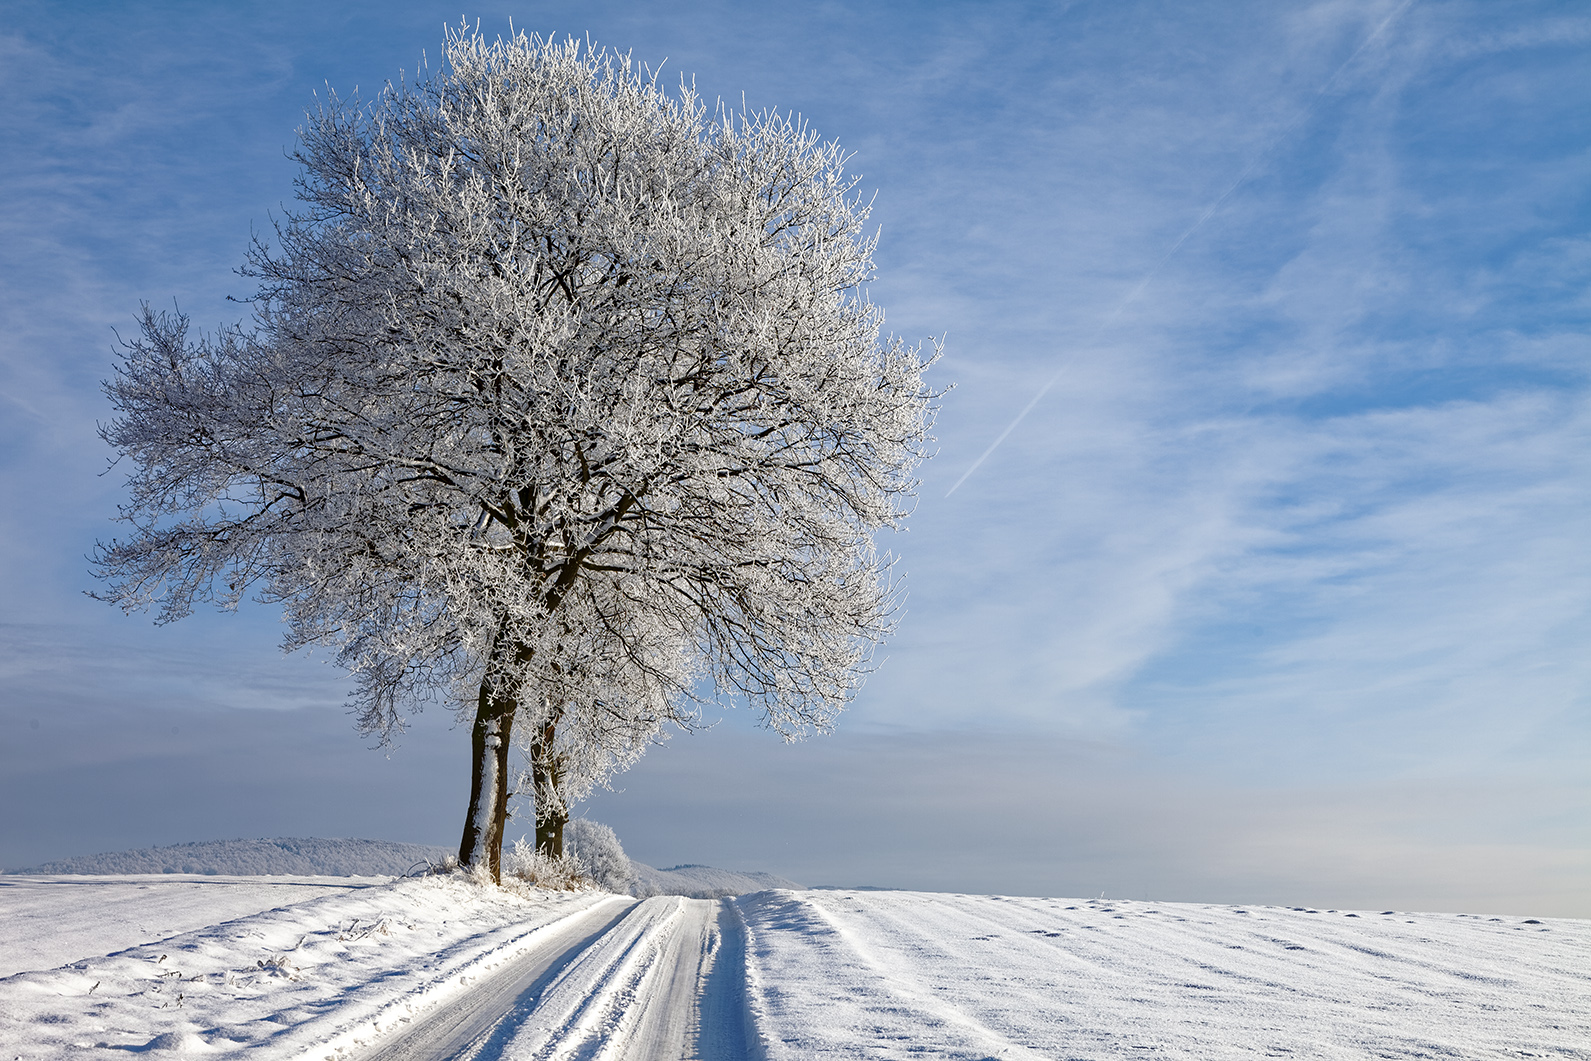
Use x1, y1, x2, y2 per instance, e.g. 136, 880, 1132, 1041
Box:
2, 0, 1588, 914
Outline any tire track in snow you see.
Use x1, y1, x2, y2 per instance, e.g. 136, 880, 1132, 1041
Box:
494, 896, 748, 1061
350, 895, 750, 1061
687, 900, 756, 1061
621, 898, 714, 1060
626, 897, 754, 1061
342, 896, 638, 1060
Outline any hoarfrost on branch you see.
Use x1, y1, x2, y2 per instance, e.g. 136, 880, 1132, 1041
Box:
94, 28, 938, 880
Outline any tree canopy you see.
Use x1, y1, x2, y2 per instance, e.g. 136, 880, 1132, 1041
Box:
95, 28, 937, 881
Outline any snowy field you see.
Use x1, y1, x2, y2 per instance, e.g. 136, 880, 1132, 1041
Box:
0, 875, 389, 979
1, 875, 1586, 1059
741, 891, 1591, 1059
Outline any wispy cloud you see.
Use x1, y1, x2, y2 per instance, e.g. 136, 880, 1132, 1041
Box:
855, 0, 1591, 791
1, 0, 1586, 902
944, 0, 1421, 497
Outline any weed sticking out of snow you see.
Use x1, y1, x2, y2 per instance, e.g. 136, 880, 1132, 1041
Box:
501, 839, 593, 892
406, 843, 594, 894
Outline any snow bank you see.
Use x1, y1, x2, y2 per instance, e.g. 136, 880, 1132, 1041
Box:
6, 837, 451, 877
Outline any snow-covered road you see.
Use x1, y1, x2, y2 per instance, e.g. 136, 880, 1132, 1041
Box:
1, 876, 1586, 1058
352, 895, 750, 1060
343, 898, 636, 1060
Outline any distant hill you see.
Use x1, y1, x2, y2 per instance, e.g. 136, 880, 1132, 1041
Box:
632, 862, 802, 898
6, 837, 451, 877
8, 837, 804, 895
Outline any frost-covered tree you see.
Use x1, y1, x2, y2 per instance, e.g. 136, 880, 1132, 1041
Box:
564, 819, 638, 895
94, 28, 936, 883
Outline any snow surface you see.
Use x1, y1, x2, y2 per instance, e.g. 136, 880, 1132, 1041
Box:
0, 874, 611, 1057
0, 875, 387, 979
739, 890, 1591, 1059
2, 877, 1586, 1058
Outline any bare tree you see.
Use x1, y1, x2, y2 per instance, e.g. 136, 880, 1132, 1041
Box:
94, 28, 937, 883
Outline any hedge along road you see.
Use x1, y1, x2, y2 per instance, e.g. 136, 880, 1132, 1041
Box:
350, 895, 753, 1061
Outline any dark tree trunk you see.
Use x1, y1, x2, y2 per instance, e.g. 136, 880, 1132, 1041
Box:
458, 679, 516, 884
531, 719, 568, 858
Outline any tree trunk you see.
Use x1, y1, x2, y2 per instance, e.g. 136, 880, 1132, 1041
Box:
531, 719, 568, 858
458, 680, 516, 884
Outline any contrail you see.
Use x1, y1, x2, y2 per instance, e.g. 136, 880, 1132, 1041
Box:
945, 0, 1418, 498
